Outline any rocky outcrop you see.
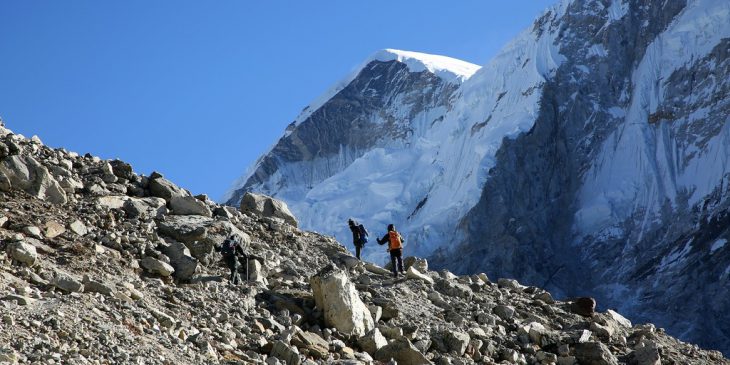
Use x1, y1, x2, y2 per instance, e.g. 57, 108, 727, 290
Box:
0, 122, 727, 364
0, 154, 67, 204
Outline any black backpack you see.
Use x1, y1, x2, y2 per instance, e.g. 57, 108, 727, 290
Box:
358, 224, 368, 244
221, 238, 237, 256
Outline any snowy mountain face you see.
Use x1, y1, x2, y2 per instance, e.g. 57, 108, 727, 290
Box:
226, 0, 730, 354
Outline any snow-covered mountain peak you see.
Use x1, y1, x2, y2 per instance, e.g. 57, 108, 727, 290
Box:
368, 48, 481, 84
287, 49, 479, 129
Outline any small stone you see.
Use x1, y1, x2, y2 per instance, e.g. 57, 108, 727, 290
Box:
69, 220, 88, 236
52, 274, 84, 293
22, 226, 43, 239
44, 221, 66, 238
2, 294, 36, 306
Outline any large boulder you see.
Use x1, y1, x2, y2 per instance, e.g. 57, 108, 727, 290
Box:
140, 257, 175, 277
148, 175, 187, 202
373, 337, 431, 365
159, 241, 199, 281
571, 297, 597, 317
124, 197, 167, 218
156, 215, 211, 244
7, 241, 38, 266
444, 331, 470, 356
240, 192, 298, 227
270, 341, 300, 365
170, 196, 212, 217
574, 342, 619, 365
358, 328, 388, 354
310, 265, 374, 337
0, 155, 67, 204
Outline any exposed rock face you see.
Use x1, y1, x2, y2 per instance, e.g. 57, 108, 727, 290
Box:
310, 265, 374, 337
226, 0, 730, 354
239, 192, 297, 227
0, 154, 67, 204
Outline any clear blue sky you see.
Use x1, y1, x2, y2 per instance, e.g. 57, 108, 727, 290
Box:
0, 0, 556, 200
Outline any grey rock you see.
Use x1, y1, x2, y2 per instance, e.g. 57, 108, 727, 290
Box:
270, 341, 300, 365
405, 266, 434, 284
574, 342, 618, 365
159, 241, 198, 281
291, 330, 329, 359
373, 337, 431, 365
357, 328, 388, 354
170, 196, 212, 217
493, 305, 515, 321
0, 155, 67, 204
140, 257, 175, 277
82, 276, 114, 296
443, 331, 470, 356
123, 197, 167, 219
632, 344, 661, 365
240, 192, 298, 227
2, 294, 36, 306
52, 274, 84, 293
68, 220, 88, 236
148, 176, 187, 202
7, 241, 38, 266
22, 226, 42, 239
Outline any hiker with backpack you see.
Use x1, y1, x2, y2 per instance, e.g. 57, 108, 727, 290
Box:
348, 219, 369, 260
376, 224, 405, 277
215, 235, 247, 285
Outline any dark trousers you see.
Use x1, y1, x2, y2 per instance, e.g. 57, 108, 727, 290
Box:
225, 255, 240, 285
390, 248, 403, 276
355, 244, 363, 260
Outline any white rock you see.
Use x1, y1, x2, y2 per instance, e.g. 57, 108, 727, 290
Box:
8, 241, 37, 266
406, 266, 434, 284
310, 266, 374, 337
140, 257, 175, 277
69, 220, 88, 236
607, 309, 632, 328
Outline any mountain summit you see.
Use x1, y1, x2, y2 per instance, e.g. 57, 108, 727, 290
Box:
226, 0, 730, 354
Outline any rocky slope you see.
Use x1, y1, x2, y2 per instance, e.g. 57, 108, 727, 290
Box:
224, 0, 730, 354
2, 126, 729, 364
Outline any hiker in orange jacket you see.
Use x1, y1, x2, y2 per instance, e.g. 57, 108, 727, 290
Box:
376, 224, 405, 278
